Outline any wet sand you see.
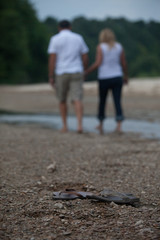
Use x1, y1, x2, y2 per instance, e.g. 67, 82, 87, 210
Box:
0, 79, 160, 240
0, 78, 160, 121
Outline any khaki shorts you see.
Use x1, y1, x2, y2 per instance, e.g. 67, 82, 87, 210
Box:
55, 73, 83, 102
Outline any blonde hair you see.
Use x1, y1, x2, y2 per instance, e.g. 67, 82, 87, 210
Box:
99, 28, 116, 47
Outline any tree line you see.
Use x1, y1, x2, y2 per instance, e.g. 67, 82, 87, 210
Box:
0, 0, 160, 84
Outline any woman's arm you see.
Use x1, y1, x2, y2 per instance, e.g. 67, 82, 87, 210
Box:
120, 50, 128, 84
85, 45, 103, 74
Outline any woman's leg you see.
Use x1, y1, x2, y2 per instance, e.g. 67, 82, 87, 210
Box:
112, 77, 124, 132
96, 121, 104, 135
97, 80, 108, 134
115, 121, 122, 133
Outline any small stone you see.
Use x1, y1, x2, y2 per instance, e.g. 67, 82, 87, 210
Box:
139, 228, 152, 234
86, 221, 93, 226
117, 221, 123, 225
61, 210, 67, 214
47, 162, 56, 172
135, 220, 144, 226
54, 203, 63, 209
110, 202, 119, 208
41, 176, 47, 181
157, 217, 160, 222
141, 191, 146, 194
141, 206, 148, 211
63, 231, 71, 236
44, 222, 49, 226
87, 185, 96, 191
51, 234, 57, 239
152, 203, 157, 206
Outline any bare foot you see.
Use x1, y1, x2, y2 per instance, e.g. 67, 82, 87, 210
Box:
77, 129, 83, 134
96, 125, 104, 135
60, 127, 68, 133
114, 126, 122, 134
115, 122, 122, 133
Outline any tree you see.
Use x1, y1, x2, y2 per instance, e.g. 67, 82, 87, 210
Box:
0, 0, 49, 84
0, 1, 160, 84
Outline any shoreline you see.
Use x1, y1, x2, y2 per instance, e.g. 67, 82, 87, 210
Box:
0, 78, 160, 95
0, 78, 160, 122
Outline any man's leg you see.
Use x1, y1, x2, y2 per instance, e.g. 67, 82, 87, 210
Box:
59, 101, 68, 132
56, 74, 69, 132
70, 73, 84, 133
74, 100, 83, 133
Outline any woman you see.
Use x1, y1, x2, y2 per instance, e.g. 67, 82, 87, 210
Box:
85, 28, 128, 134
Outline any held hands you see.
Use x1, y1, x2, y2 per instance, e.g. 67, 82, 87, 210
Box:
84, 69, 89, 75
123, 76, 128, 85
83, 70, 89, 82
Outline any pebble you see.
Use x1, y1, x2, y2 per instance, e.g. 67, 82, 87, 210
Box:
41, 176, 47, 181
117, 221, 123, 225
139, 228, 153, 234
37, 181, 42, 185
135, 220, 144, 226
47, 162, 56, 172
54, 203, 63, 209
110, 202, 119, 208
63, 231, 71, 236
141, 206, 148, 211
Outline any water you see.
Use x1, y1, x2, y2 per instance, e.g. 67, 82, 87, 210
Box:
0, 114, 160, 139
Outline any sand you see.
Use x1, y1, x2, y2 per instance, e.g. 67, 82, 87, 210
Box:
0, 79, 160, 240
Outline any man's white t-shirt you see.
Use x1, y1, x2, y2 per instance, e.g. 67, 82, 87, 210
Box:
98, 42, 123, 79
48, 29, 89, 75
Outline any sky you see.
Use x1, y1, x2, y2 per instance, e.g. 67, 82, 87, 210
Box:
29, 0, 160, 22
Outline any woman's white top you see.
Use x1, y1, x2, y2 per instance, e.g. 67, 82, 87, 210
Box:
98, 42, 123, 79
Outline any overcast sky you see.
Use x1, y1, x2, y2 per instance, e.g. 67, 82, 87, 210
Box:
29, 0, 160, 22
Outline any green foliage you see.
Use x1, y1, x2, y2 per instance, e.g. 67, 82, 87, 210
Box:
71, 17, 160, 80
0, 0, 48, 84
0, 0, 160, 84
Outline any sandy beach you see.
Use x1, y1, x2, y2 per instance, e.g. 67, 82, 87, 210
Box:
0, 79, 160, 239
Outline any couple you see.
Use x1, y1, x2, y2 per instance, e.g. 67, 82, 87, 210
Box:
48, 20, 128, 134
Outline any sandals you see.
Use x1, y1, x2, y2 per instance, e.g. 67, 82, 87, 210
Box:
53, 188, 140, 206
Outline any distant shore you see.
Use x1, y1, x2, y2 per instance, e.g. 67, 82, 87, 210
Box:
0, 77, 160, 95
0, 78, 160, 122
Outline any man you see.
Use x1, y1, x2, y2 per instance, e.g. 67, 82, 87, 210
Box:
48, 20, 89, 133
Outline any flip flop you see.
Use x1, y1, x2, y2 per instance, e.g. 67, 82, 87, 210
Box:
100, 189, 140, 205
52, 189, 140, 206
53, 189, 94, 200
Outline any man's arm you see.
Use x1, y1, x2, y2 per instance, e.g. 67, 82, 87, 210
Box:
81, 53, 89, 70
48, 53, 56, 87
